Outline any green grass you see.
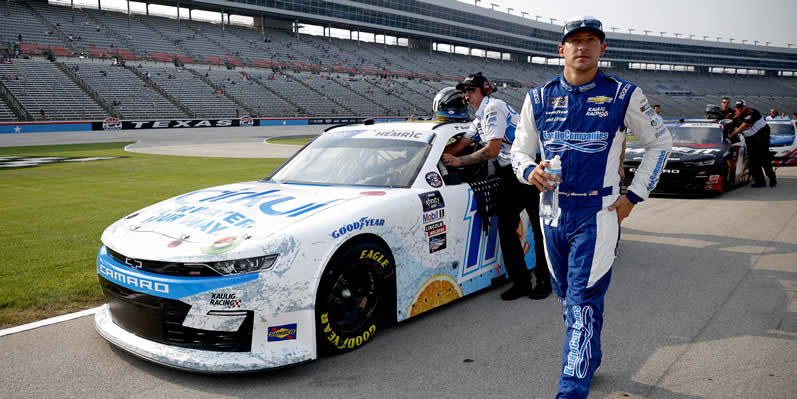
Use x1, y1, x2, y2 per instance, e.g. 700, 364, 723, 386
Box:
0, 142, 286, 328
267, 136, 316, 145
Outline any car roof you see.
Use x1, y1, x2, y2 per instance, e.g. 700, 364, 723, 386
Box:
324, 120, 470, 143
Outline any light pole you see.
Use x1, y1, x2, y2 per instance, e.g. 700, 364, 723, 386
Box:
610, 27, 618, 32
507, 8, 513, 14
535, 15, 541, 21
521, 11, 528, 18
549, 18, 557, 24
474, 0, 480, 6
674, 33, 681, 39
629, 28, 635, 34
716, 37, 722, 42
742, 39, 747, 44
703, 35, 709, 40
643, 30, 651, 35
689, 34, 694, 40
766, 41, 771, 46
490, 3, 498, 11
729, 38, 734, 43
754, 40, 759, 45
788, 44, 794, 48
660, 31, 666, 37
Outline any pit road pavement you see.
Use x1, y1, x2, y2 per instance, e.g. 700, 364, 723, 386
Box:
0, 126, 794, 398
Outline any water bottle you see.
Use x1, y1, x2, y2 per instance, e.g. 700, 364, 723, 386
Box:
539, 155, 562, 227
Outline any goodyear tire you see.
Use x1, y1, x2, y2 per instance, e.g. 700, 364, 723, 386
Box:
315, 241, 393, 354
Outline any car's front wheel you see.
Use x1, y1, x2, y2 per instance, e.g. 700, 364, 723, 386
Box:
315, 241, 393, 354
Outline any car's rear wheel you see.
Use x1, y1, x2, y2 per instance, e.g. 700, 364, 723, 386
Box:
315, 241, 393, 354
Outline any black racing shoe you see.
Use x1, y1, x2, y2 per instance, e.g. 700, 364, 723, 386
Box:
501, 284, 531, 301
529, 281, 552, 300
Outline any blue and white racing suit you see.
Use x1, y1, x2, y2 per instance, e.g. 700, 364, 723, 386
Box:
511, 71, 672, 399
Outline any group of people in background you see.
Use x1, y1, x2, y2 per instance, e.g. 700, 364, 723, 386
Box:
713, 96, 778, 188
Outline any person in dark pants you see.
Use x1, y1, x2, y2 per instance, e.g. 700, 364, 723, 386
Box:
442, 72, 551, 300
728, 99, 776, 187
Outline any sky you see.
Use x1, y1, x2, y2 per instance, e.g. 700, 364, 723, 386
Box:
475, 0, 797, 48
51, 0, 797, 48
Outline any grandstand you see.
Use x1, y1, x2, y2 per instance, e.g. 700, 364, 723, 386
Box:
1, 0, 796, 122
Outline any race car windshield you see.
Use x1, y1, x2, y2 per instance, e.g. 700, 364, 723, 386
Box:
768, 123, 794, 135
269, 137, 430, 188
668, 126, 723, 145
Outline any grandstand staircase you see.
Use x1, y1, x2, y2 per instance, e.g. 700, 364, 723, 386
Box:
20, 1, 77, 56
186, 68, 258, 117
287, 74, 361, 116
0, 82, 33, 121
55, 61, 121, 119
241, 72, 307, 115
125, 65, 197, 118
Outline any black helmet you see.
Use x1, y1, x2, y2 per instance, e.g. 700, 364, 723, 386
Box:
432, 87, 469, 121
705, 104, 723, 120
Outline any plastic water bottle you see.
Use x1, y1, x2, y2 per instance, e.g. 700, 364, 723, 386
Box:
539, 155, 562, 227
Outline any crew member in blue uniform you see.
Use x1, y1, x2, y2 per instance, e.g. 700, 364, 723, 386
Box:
511, 16, 673, 398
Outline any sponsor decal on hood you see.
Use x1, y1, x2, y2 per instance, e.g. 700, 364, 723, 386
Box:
115, 182, 358, 242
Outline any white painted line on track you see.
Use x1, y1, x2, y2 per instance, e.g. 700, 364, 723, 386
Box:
0, 306, 102, 337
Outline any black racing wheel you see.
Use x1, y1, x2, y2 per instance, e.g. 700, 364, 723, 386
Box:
315, 241, 393, 354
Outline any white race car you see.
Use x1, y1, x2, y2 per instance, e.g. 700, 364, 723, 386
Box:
94, 121, 539, 372
768, 120, 797, 166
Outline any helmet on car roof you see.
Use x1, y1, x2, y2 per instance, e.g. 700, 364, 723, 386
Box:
432, 87, 469, 121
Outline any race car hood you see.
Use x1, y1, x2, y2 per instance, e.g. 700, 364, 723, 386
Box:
626, 144, 723, 163
101, 181, 366, 260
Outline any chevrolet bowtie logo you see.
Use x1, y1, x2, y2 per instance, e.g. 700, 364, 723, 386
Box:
587, 96, 612, 104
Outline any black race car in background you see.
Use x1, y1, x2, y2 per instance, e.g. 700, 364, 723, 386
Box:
623, 121, 750, 195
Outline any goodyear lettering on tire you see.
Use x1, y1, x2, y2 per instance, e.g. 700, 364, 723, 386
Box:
320, 312, 376, 350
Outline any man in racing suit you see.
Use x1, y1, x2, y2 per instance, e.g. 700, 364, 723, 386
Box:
442, 72, 551, 301
510, 16, 672, 398
728, 99, 776, 187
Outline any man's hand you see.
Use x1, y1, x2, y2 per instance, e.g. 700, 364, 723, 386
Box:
528, 162, 555, 192
441, 153, 462, 167
608, 195, 635, 225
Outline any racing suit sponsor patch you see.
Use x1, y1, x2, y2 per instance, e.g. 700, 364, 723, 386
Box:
563, 305, 594, 378
618, 83, 631, 100
549, 96, 568, 108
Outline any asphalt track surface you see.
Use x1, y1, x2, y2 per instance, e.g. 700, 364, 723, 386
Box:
1, 126, 795, 399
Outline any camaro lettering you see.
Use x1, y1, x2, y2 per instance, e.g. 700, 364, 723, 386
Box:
99, 264, 169, 293
331, 217, 386, 238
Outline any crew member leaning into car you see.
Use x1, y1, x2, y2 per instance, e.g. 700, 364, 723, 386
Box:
441, 73, 552, 301
728, 99, 776, 187
510, 16, 672, 398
